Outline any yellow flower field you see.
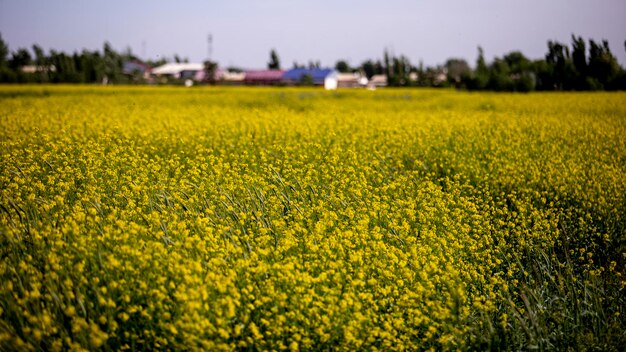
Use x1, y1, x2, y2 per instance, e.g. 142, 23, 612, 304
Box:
1, 86, 625, 350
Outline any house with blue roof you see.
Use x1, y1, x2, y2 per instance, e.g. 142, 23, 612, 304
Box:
283, 68, 338, 89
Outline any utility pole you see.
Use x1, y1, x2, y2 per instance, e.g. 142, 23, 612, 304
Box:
207, 33, 213, 60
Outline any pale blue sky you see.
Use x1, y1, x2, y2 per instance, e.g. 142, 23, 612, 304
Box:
1, 0, 624, 68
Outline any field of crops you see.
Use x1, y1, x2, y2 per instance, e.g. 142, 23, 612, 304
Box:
1, 86, 625, 351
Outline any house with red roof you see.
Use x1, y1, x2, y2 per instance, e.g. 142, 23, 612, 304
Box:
243, 70, 285, 85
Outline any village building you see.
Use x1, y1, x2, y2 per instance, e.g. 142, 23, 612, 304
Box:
216, 70, 246, 84
243, 70, 285, 85
20, 65, 56, 73
368, 74, 388, 88
122, 61, 152, 80
283, 68, 338, 89
151, 63, 204, 79
336, 72, 368, 88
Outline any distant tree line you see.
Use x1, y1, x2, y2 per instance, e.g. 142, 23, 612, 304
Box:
0, 34, 167, 84
333, 35, 626, 91
1, 32, 625, 90
462, 36, 626, 91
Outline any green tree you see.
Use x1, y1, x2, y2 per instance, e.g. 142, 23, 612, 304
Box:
503, 51, 535, 92
383, 49, 392, 84
203, 60, 218, 85
445, 58, 470, 88
0, 34, 9, 68
226, 66, 244, 73
174, 55, 189, 64
335, 60, 351, 73
49, 50, 79, 83
8, 48, 33, 82
571, 35, 587, 74
308, 60, 320, 69
360, 60, 383, 79
146, 58, 167, 68
383, 50, 413, 86
587, 39, 620, 90
533, 59, 553, 91
487, 58, 514, 91
9, 48, 32, 70
392, 55, 412, 86
414, 61, 424, 86
0, 34, 17, 82
571, 35, 589, 89
268, 49, 281, 70
80, 50, 104, 83
31, 44, 50, 83
462, 47, 488, 90
103, 42, 124, 84
32, 45, 44, 65
546, 40, 576, 90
